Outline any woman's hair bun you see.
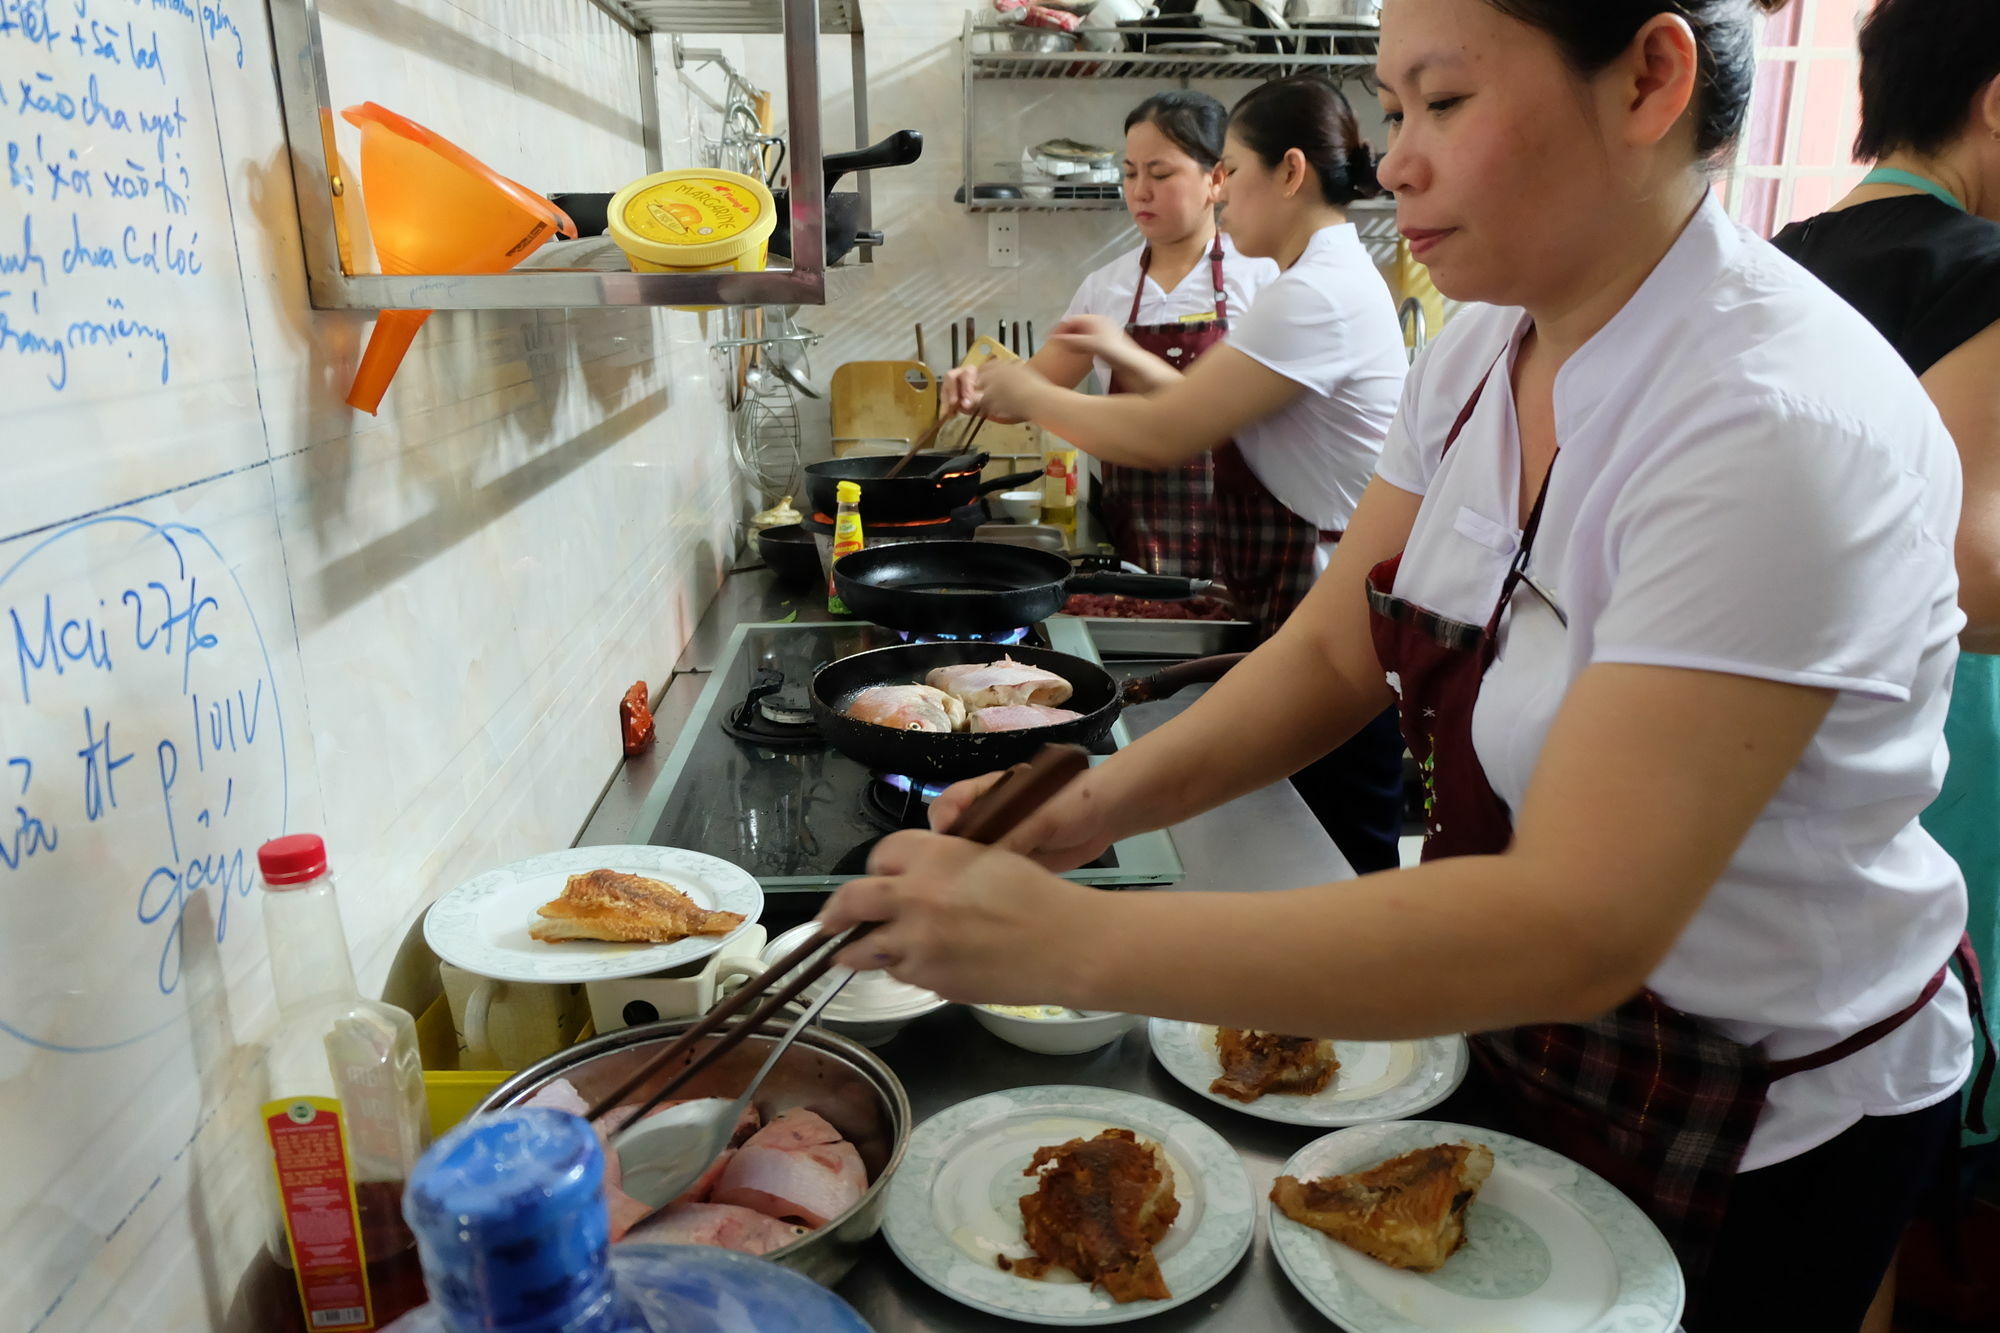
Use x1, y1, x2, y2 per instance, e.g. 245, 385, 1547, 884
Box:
1346, 141, 1383, 200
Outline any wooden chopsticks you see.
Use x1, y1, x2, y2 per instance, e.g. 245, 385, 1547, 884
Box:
882, 413, 953, 480
582, 744, 1090, 1124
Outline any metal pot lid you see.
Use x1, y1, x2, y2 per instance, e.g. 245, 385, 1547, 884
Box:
764, 923, 948, 1022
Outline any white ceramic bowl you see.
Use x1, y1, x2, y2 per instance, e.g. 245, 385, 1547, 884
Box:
763, 924, 951, 1047
972, 1004, 1140, 1055
995, 489, 1044, 523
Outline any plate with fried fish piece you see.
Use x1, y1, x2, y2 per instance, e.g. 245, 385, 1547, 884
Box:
425, 845, 762, 982
882, 1085, 1254, 1325
1269, 1121, 1683, 1333
1148, 1019, 1468, 1127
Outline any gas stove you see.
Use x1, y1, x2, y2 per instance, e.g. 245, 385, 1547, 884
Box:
631, 617, 1183, 893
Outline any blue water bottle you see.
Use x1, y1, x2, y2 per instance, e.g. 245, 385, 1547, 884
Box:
382, 1108, 874, 1333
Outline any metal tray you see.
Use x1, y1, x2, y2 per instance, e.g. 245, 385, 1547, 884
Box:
1066, 613, 1254, 659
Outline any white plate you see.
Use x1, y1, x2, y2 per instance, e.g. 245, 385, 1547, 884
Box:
883, 1085, 1254, 1326
1269, 1121, 1684, 1333
1149, 1019, 1468, 1126
424, 846, 763, 983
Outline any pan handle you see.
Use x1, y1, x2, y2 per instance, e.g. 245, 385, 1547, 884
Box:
1068, 573, 1217, 600
1120, 654, 1249, 705
974, 469, 1043, 498
823, 131, 924, 193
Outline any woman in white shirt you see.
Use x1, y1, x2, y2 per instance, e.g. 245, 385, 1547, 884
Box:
827, 2, 1990, 1328
945, 92, 1278, 580
966, 75, 1414, 875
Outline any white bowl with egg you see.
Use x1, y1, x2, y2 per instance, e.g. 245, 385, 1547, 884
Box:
972, 1003, 1140, 1055
762, 924, 951, 1046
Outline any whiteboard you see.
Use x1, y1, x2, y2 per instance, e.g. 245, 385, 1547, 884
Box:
0, 2, 747, 1328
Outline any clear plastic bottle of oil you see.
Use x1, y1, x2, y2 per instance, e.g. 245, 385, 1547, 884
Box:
259, 834, 430, 1331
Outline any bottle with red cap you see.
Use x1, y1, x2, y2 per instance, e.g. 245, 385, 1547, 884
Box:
258, 834, 431, 1331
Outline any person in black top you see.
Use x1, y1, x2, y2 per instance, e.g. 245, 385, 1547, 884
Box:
1773, 0, 2000, 656
1772, 7, 2000, 1325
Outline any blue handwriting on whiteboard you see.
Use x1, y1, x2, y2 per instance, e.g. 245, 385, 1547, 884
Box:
200, 4, 242, 68
0, 2, 62, 54
0, 517, 289, 1040
0, 757, 58, 872
77, 707, 134, 821
0, 288, 69, 388
0, 214, 47, 286
67, 297, 171, 384
139, 737, 255, 996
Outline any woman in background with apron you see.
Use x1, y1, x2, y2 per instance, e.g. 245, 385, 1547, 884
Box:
940, 92, 1278, 579
967, 74, 1411, 873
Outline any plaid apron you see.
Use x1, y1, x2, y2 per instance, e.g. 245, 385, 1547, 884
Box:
1097, 237, 1229, 581
1365, 358, 1995, 1314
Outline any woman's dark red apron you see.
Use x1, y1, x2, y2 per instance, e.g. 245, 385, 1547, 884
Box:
1096, 236, 1230, 582
1364, 359, 1994, 1314
1096, 235, 1333, 638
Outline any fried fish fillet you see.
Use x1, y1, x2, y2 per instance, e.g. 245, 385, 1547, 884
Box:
1209, 1028, 1339, 1102
1002, 1128, 1180, 1303
1271, 1142, 1495, 1272
530, 868, 746, 944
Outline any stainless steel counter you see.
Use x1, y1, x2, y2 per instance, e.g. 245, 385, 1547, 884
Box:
579, 565, 1357, 1331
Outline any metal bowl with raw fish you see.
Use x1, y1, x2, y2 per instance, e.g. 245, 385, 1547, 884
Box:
483, 1017, 910, 1288
811, 640, 1247, 784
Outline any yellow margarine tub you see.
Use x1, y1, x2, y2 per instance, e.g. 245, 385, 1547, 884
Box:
607, 167, 776, 306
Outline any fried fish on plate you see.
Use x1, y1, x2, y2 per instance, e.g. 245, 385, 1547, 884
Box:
529, 868, 746, 944
1210, 1028, 1339, 1102
1270, 1141, 1495, 1272
1001, 1127, 1180, 1303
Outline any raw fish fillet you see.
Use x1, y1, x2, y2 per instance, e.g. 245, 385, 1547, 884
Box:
1271, 1142, 1495, 1272
524, 1079, 656, 1237
968, 704, 1083, 732
622, 1202, 809, 1256
846, 684, 966, 733
1004, 1128, 1178, 1303
926, 657, 1074, 710
712, 1108, 867, 1227
530, 868, 745, 944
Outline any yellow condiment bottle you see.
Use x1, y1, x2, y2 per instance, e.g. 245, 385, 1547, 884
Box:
1042, 448, 1079, 546
827, 481, 866, 615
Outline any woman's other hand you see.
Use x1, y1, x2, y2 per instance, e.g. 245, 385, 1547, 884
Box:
927, 766, 1120, 871
1047, 314, 1132, 366
938, 366, 984, 418
976, 359, 1054, 421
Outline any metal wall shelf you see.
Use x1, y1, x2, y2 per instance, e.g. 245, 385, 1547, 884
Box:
271, 0, 857, 311
966, 19, 1378, 81
603, 0, 860, 35
962, 16, 1378, 215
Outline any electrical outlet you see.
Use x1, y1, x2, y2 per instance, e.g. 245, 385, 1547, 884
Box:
987, 215, 1021, 268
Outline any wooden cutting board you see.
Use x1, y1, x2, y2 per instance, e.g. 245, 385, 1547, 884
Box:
955, 338, 1043, 471
831, 360, 938, 448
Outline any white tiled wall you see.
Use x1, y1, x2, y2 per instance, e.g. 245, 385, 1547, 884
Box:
0, 3, 744, 1329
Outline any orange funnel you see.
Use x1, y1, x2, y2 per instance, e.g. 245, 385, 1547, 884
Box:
341, 102, 574, 414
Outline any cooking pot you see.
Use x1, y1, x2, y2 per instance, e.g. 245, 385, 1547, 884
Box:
482, 1017, 910, 1289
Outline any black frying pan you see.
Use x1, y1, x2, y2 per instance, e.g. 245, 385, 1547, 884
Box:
803, 457, 1039, 522
771, 131, 924, 265
833, 541, 1221, 634
811, 640, 1245, 784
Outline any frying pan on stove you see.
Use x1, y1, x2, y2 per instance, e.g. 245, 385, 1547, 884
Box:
803, 455, 1041, 524
811, 640, 1245, 784
833, 541, 1222, 634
